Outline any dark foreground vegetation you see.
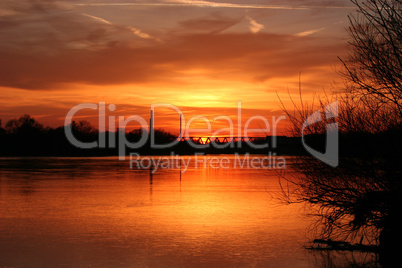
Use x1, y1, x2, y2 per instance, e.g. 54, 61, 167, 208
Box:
280, 0, 402, 267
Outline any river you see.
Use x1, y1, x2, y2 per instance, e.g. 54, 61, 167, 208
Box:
0, 156, 378, 267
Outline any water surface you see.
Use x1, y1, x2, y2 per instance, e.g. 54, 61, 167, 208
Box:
0, 156, 375, 267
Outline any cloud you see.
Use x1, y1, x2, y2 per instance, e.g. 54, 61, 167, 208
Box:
0, 30, 346, 89
0, 2, 117, 54
162, 0, 306, 9
176, 14, 243, 34
82, 13, 113, 25
245, 16, 264, 34
83, 13, 160, 41
0, 0, 347, 91
73, 0, 355, 10
296, 27, 325, 37
75, 0, 309, 10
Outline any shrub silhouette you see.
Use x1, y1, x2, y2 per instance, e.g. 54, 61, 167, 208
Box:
279, 1, 402, 265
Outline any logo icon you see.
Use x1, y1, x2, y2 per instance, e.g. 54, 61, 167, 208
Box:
301, 101, 339, 167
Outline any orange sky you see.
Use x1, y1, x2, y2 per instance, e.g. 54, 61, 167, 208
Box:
0, 0, 354, 136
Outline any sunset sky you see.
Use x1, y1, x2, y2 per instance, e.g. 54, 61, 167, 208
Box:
0, 0, 355, 135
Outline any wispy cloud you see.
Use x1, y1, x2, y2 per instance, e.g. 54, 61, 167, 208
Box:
0, 31, 346, 90
177, 15, 243, 35
82, 13, 113, 25
75, 1, 308, 10
128, 26, 160, 41
74, 1, 356, 9
296, 27, 325, 37
245, 16, 264, 34
83, 13, 160, 41
162, 0, 306, 9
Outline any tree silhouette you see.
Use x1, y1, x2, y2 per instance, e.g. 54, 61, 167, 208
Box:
280, 1, 402, 266
5, 114, 44, 135
1, 115, 46, 155
340, 0, 402, 116
70, 120, 98, 135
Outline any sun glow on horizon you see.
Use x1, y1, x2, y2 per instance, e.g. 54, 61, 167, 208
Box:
0, 0, 350, 137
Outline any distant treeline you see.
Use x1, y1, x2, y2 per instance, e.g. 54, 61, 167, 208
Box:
1, 114, 400, 157
0, 114, 302, 156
